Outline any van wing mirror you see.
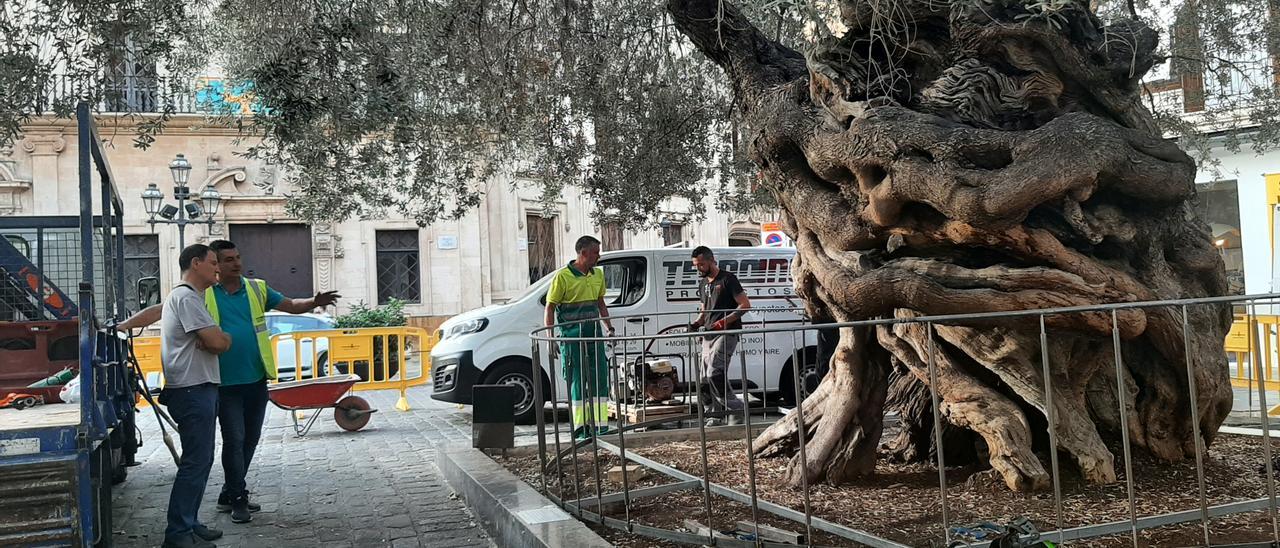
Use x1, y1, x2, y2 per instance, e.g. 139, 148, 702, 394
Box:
137, 277, 160, 309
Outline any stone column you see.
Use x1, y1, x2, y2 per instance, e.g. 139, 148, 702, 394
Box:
20, 129, 66, 215
313, 222, 343, 293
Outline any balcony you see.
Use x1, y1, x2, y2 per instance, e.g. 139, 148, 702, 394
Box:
37, 74, 260, 116
1143, 51, 1276, 136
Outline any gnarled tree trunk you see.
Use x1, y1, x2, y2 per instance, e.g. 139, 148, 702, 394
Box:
669, 0, 1233, 491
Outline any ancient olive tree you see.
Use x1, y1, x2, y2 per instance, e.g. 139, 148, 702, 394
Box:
667, 0, 1251, 490
5, 0, 1280, 491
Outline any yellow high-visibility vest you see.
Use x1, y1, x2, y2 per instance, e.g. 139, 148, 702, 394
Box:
204, 278, 277, 380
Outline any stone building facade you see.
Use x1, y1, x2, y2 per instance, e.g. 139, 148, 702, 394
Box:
2, 113, 760, 324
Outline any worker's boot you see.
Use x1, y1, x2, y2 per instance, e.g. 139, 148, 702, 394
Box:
161, 532, 216, 548
217, 491, 261, 513
229, 496, 253, 524
725, 411, 743, 427
192, 525, 223, 541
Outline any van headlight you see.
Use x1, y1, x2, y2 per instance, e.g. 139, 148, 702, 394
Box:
447, 318, 488, 339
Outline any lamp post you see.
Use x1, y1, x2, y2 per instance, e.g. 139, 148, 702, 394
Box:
141, 154, 222, 249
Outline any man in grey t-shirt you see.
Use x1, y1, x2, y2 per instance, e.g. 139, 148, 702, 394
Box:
160, 244, 232, 548
162, 283, 220, 388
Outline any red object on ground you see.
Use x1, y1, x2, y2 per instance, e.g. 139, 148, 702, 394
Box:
268, 374, 362, 409
267, 374, 376, 437
0, 392, 45, 410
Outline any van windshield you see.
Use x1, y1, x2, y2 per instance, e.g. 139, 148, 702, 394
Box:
515, 272, 555, 303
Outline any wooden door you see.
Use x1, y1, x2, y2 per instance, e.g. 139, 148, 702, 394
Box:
228, 224, 314, 298
526, 215, 557, 283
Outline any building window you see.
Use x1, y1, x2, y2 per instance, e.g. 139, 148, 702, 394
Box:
123, 235, 159, 312
375, 230, 422, 304
103, 39, 159, 112
601, 222, 624, 251
661, 222, 684, 247
1196, 180, 1244, 294
527, 214, 557, 283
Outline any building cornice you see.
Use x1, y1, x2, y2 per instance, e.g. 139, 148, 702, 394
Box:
21, 113, 260, 139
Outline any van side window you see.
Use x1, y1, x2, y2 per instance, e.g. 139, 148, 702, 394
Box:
600, 258, 647, 308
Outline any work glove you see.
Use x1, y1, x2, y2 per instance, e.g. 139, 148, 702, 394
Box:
710, 319, 727, 331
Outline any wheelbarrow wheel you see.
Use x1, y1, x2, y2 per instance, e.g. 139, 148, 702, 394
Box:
334, 396, 373, 432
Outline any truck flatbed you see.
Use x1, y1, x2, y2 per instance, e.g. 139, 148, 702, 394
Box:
0, 403, 80, 433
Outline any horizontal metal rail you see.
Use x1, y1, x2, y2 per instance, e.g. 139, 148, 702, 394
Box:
566, 480, 700, 508
532, 293, 1280, 343
1042, 496, 1274, 542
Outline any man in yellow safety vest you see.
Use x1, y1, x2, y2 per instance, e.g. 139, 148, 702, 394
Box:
203, 240, 340, 522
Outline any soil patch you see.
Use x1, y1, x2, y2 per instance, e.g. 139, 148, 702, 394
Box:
498, 433, 1280, 546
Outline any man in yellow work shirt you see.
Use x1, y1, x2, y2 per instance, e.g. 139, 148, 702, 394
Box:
543, 235, 615, 442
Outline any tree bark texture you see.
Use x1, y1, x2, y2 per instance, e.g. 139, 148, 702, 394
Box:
669, 0, 1233, 491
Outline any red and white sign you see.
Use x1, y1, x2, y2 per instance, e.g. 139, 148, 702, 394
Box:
760, 222, 788, 247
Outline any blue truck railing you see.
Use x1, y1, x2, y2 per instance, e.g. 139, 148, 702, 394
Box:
0, 102, 135, 547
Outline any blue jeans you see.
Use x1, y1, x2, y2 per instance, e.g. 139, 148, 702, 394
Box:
162, 383, 219, 540
218, 380, 269, 500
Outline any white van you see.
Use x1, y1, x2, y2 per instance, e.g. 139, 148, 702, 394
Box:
428, 247, 818, 423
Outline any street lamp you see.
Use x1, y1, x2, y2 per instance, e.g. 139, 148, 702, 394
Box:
169, 153, 191, 185
142, 153, 222, 248
141, 183, 163, 217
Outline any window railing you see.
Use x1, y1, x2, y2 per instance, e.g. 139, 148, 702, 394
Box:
35, 74, 261, 116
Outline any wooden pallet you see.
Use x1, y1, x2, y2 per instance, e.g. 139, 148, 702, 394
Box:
608, 401, 691, 424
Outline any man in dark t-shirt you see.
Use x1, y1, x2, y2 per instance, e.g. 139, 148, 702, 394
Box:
690, 246, 752, 426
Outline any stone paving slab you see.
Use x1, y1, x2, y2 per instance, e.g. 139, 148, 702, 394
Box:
111, 386, 501, 548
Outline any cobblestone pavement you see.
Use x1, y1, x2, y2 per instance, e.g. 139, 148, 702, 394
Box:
111, 386, 506, 548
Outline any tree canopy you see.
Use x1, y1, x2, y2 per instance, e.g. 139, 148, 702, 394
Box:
1, 0, 1277, 226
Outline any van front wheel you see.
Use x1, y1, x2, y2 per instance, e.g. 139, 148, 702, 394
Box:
484, 360, 548, 425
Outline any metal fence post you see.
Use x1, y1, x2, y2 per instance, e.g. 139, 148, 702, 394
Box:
531, 339, 548, 498
584, 337, 605, 522
739, 343, 762, 540
569, 336, 582, 514
791, 331, 814, 547
925, 322, 950, 544
548, 334, 566, 508
1248, 301, 1280, 541
1039, 315, 1065, 544
615, 324, 632, 530
1180, 304, 1211, 546
1111, 309, 1139, 547
691, 326, 714, 545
